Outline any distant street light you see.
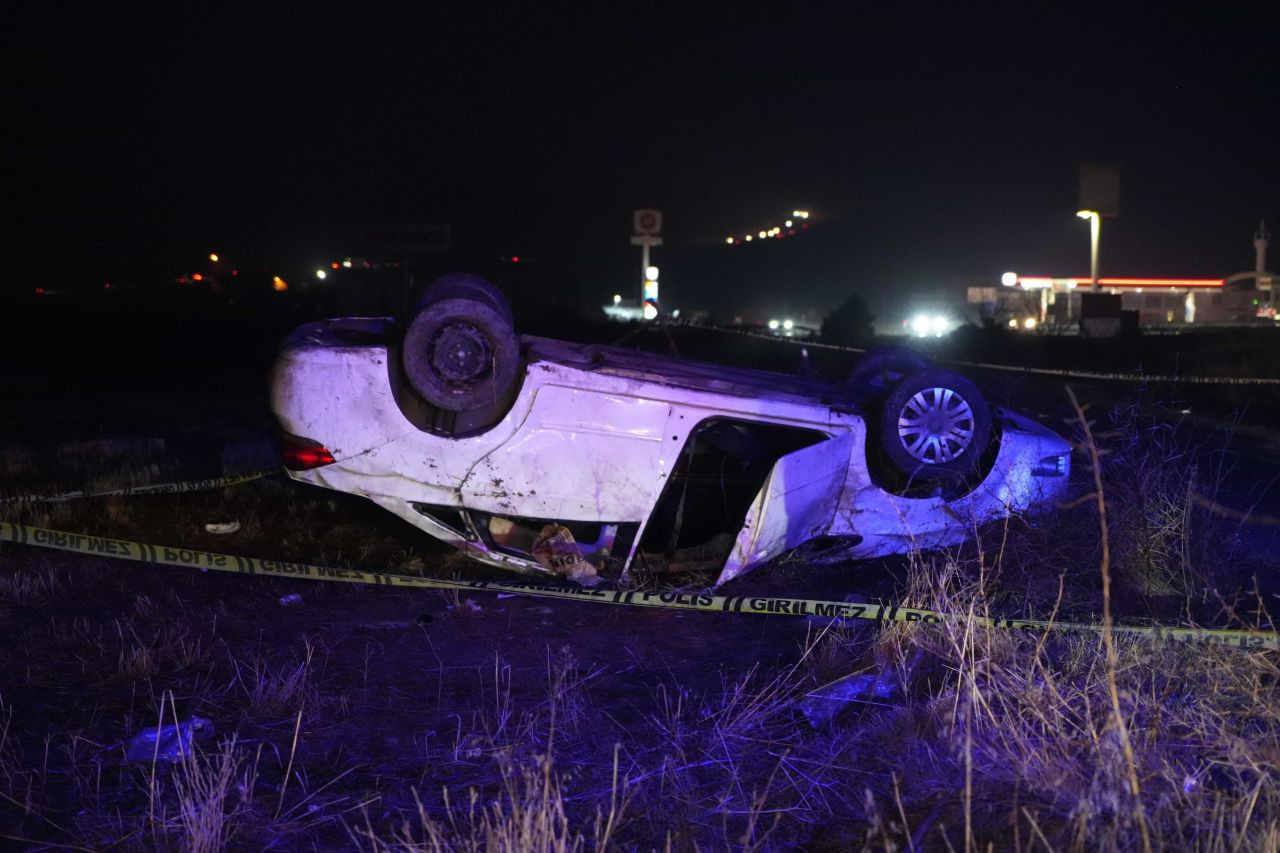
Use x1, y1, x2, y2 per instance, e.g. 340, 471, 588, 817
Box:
209, 253, 219, 262
1076, 210, 1100, 290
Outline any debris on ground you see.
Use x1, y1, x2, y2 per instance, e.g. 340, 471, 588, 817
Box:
532, 523, 601, 586
204, 520, 240, 534
797, 647, 924, 728
124, 717, 213, 763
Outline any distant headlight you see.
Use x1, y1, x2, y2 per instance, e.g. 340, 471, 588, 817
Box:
909, 314, 952, 337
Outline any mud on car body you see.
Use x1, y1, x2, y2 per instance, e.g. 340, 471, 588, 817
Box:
271, 274, 1071, 586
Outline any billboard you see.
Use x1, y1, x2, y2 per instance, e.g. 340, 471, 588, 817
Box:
1078, 165, 1120, 217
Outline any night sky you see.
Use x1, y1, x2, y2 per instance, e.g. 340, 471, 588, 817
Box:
12, 4, 1278, 322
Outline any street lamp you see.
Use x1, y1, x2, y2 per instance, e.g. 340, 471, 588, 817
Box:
1076, 210, 1100, 290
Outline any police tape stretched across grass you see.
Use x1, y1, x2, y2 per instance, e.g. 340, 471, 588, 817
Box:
1, 521, 1275, 651
0, 470, 275, 505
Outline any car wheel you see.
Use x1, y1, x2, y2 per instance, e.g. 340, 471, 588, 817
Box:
415, 273, 514, 325
403, 297, 521, 413
878, 368, 992, 480
845, 345, 931, 397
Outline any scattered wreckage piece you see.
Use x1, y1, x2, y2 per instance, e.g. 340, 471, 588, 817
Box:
271, 275, 1071, 586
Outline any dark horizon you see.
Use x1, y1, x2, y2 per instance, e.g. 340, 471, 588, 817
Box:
12, 5, 1278, 321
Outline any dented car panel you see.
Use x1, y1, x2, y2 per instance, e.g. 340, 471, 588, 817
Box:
271, 318, 1072, 585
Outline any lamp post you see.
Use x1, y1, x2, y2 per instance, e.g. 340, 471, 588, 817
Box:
1076, 210, 1100, 290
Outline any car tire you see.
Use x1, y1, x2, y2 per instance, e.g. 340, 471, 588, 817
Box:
403, 297, 521, 413
878, 368, 992, 481
415, 273, 514, 325
845, 345, 931, 397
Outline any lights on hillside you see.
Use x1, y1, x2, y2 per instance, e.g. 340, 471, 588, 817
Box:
725, 210, 814, 245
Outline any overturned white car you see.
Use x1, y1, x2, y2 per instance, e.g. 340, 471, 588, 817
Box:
271, 274, 1071, 586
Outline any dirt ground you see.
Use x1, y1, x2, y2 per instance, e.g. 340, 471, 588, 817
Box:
2, 303, 1279, 849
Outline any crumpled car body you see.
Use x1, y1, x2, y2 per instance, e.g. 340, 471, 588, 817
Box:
271, 318, 1072, 586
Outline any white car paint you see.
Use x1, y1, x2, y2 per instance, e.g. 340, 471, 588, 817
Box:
271, 318, 1072, 585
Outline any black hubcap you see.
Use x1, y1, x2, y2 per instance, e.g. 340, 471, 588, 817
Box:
429, 321, 492, 385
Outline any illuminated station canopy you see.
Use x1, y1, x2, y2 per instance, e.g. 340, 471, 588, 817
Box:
1003, 275, 1224, 290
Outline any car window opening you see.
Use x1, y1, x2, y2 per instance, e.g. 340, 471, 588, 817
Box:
410, 503, 471, 537
638, 418, 828, 574
468, 511, 639, 575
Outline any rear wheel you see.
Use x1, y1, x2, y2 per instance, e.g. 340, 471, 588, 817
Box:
403, 295, 521, 413
877, 368, 992, 481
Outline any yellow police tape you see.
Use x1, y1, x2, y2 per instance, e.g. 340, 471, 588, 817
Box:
0, 470, 275, 505
1, 521, 1275, 651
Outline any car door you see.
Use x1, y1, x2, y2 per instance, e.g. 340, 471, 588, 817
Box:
458, 383, 672, 521
716, 433, 853, 585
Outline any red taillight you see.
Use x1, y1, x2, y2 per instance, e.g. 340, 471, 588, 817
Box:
281, 433, 336, 470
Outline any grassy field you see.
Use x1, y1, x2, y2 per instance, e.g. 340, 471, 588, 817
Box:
1, 305, 1278, 850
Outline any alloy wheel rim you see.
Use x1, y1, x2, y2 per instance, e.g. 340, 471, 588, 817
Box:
897, 387, 976, 464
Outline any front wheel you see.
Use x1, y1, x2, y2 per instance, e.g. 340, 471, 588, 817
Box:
877, 368, 992, 481
845, 345, 931, 397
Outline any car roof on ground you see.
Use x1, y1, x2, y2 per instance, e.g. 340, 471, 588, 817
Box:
523, 336, 854, 409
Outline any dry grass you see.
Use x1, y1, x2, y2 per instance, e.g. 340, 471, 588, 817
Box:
353, 751, 628, 853
230, 637, 317, 717
165, 736, 259, 853
856, 553, 1280, 851
0, 565, 64, 606
1, 386, 1277, 849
